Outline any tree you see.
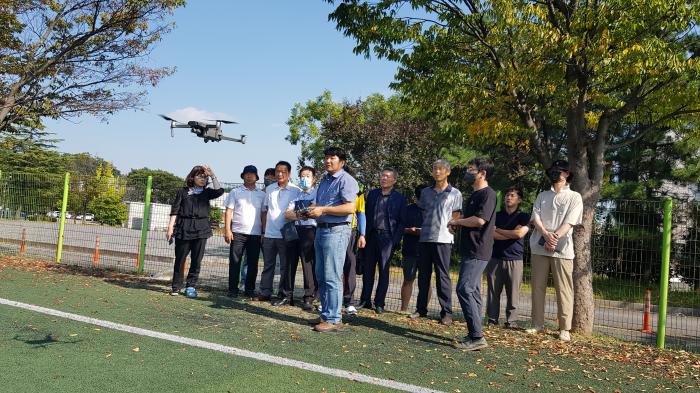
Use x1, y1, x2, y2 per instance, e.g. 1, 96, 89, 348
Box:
0, 131, 66, 174
125, 167, 183, 204
82, 162, 127, 225
0, 0, 184, 133
287, 91, 442, 191
65, 152, 122, 177
327, 0, 700, 334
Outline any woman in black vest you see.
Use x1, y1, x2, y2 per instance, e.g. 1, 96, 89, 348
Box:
166, 165, 224, 297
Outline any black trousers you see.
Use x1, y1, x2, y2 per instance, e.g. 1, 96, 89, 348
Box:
416, 242, 453, 317
343, 229, 358, 306
260, 237, 298, 299
172, 237, 207, 291
360, 230, 394, 308
228, 233, 261, 295
296, 226, 317, 302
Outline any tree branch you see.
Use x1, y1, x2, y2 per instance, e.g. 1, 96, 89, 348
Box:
606, 108, 700, 150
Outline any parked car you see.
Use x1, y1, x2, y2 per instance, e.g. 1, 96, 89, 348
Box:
47, 211, 73, 219
75, 213, 95, 221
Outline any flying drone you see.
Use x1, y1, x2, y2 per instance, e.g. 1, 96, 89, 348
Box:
159, 114, 247, 143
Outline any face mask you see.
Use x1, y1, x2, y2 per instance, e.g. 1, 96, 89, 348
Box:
264, 179, 275, 187
547, 168, 563, 183
463, 172, 476, 183
299, 177, 312, 189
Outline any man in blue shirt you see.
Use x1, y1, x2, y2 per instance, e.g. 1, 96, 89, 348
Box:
306, 146, 359, 332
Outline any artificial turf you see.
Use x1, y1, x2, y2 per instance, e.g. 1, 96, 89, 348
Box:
0, 260, 698, 392
0, 306, 398, 393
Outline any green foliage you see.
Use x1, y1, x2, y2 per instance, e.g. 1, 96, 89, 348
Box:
87, 194, 128, 226
328, 0, 700, 199
65, 153, 122, 177
287, 91, 441, 191
79, 162, 127, 226
125, 168, 183, 204
208, 207, 223, 228
0, 122, 66, 174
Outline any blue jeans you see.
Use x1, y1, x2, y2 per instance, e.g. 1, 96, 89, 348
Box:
315, 224, 352, 324
456, 257, 488, 339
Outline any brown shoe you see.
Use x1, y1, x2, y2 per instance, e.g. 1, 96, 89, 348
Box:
440, 315, 453, 326
307, 317, 323, 325
313, 321, 343, 333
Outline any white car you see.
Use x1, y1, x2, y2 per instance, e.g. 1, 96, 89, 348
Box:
47, 211, 73, 219
76, 213, 95, 221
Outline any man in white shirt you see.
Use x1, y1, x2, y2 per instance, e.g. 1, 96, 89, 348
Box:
224, 165, 266, 298
527, 160, 583, 342
259, 161, 302, 305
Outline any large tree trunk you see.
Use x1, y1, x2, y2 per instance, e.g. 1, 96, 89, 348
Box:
572, 204, 595, 334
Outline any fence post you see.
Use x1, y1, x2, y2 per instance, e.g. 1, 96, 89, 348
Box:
137, 175, 152, 274
55, 172, 70, 264
657, 197, 672, 349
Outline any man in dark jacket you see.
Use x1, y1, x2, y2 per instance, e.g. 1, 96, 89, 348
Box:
358, 167, 407, 313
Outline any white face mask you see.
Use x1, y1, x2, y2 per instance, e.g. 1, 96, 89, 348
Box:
299, 177, 313, 190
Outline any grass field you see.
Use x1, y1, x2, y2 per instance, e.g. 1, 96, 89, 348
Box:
1, 257, 699, 393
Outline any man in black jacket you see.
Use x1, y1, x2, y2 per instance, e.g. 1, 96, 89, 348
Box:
358, 167, 407, 313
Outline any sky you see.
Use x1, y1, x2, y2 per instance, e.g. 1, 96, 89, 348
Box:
44, 1, 399, 182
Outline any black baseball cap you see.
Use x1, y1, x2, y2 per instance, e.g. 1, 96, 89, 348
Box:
241, 165, 259, 181
549, 159, 570, 171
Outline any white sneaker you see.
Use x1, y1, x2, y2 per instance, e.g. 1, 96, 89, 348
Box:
559, 330, 571, 342
525, 325, 543, 334
346, 305, 357, 315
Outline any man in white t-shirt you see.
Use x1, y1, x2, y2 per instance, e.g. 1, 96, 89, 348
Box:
527, 159, 583, 342
224, 165, 266, 298
259, 161, 302, 305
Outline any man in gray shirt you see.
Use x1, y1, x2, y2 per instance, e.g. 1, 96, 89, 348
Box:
410, 159, 463, 325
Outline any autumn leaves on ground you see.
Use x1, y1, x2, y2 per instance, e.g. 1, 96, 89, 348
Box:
0, 256, 698, 393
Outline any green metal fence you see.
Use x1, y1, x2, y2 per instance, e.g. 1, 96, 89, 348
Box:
1, 171, 698, 351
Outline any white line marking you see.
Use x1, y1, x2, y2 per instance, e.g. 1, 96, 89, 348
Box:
0, 297, 444, 393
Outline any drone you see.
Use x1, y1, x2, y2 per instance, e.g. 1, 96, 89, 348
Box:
159, 114, 247, 143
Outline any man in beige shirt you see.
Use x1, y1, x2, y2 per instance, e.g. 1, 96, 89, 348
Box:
527, 160, 583, 342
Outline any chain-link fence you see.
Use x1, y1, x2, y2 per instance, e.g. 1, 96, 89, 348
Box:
1, 172, 698, 351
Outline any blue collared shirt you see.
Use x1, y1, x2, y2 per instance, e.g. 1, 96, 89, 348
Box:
314, 168, 359, 224
418, 184, 463, 244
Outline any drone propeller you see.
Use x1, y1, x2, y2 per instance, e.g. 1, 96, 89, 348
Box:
158, 114, 182, 122
206, 119, 238, 124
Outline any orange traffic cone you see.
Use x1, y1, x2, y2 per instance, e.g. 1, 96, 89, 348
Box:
19, 228, 26, 257
93, 235, 100, 266
641, 290, 652, 333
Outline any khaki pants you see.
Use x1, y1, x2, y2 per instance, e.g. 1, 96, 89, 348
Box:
530, 254, 573, 330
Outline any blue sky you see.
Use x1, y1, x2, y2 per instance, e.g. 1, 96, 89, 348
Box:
44, 1, 398, 181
